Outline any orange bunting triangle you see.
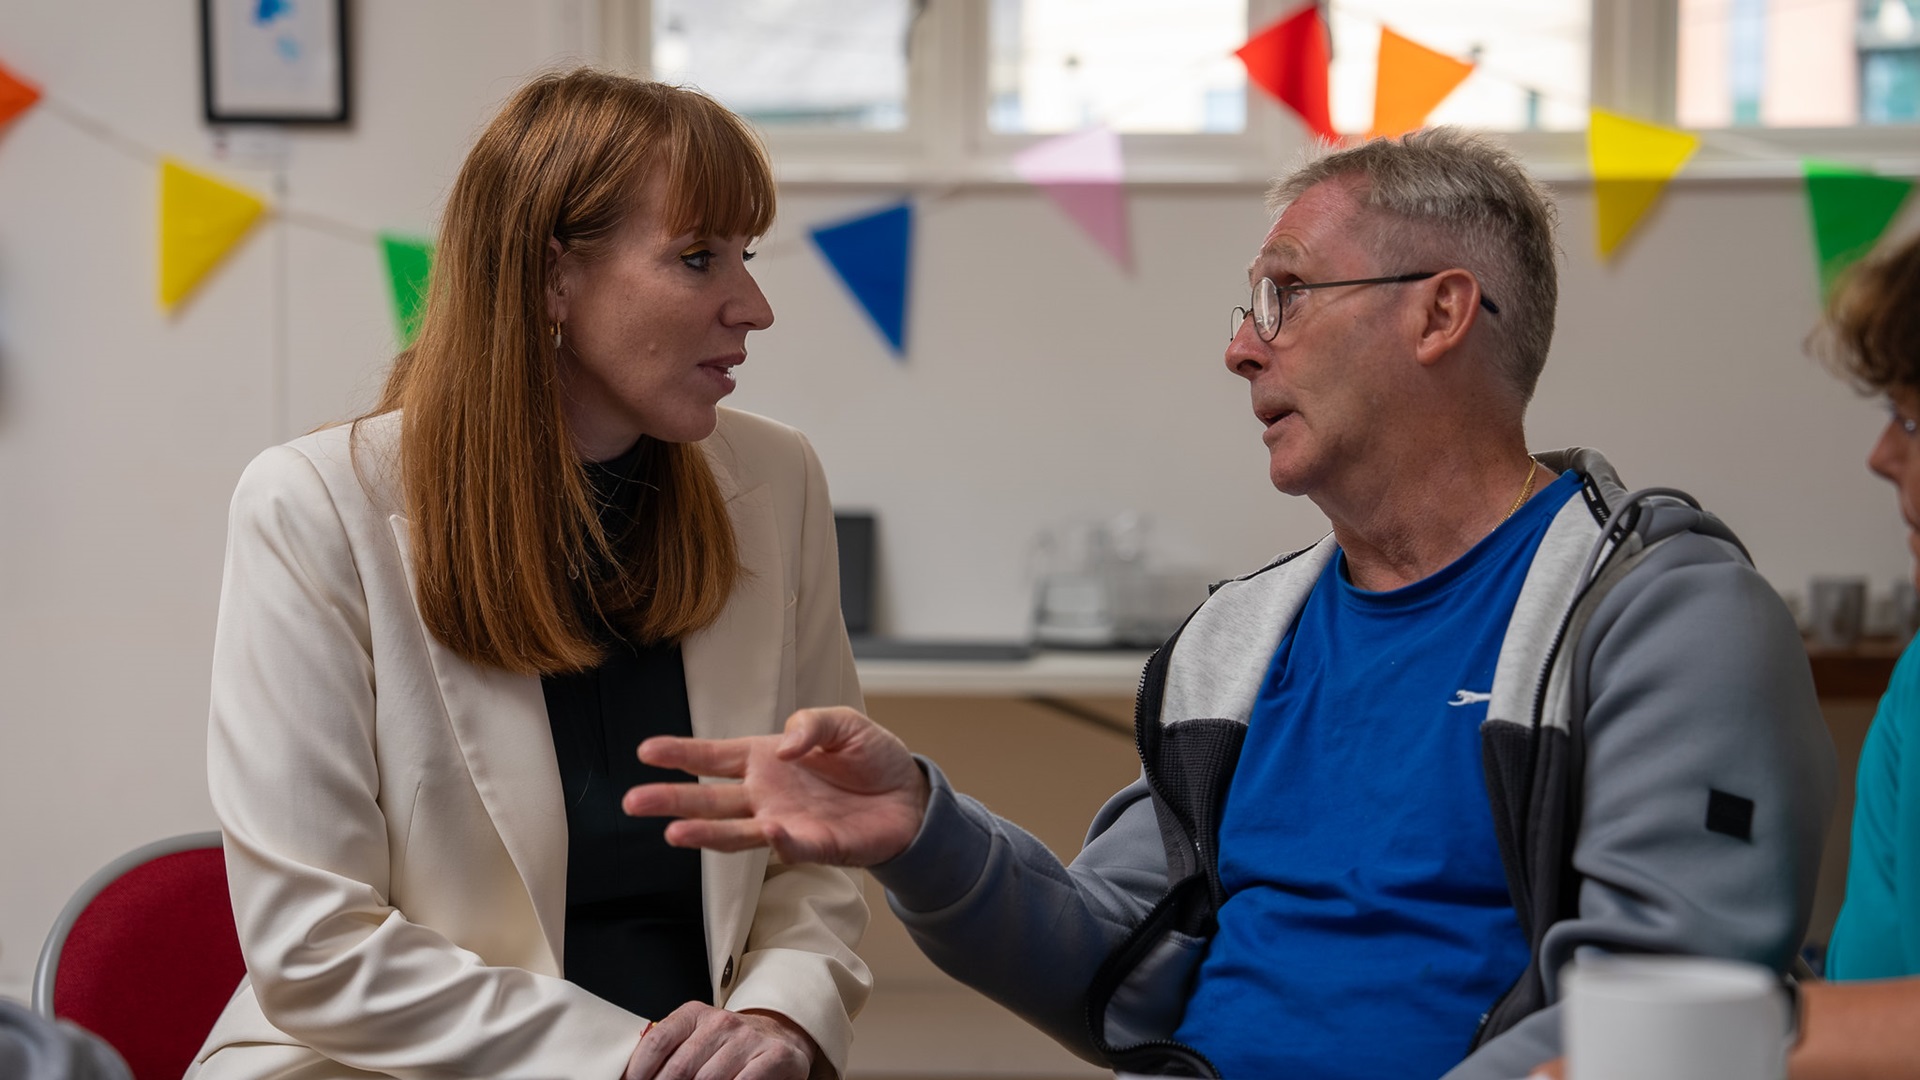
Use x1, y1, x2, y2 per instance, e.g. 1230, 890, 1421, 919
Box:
159, 159, 268, 311
0, 60, 42, 129
1368, 27, 1473, 139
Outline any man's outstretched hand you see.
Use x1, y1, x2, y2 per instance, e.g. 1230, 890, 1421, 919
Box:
622, 706, 931, 866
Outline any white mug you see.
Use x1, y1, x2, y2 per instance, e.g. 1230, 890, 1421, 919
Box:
1562, 954, 1789, 1080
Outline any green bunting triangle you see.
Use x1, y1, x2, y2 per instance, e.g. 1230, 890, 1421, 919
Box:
1804, 160, 1914, 299
379, 232, 435, 348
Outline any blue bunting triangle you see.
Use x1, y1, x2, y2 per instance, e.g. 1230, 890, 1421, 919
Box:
809, 202, 912, 358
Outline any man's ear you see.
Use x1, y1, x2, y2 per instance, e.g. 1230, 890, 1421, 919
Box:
544, 237, 569, 324
1411, 268, 1484, 368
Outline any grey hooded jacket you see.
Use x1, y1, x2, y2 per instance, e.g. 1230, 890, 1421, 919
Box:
873, 448, 1836, 1079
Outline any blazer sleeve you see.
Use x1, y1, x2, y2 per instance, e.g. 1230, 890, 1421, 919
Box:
207, 445, 641, 1080
715, 428, 873, 1078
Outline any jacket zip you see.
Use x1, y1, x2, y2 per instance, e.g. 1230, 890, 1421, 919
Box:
1470, 480, 1635, 1051
1077, 550, 1317, 1076
1069, 635, 1222, 1078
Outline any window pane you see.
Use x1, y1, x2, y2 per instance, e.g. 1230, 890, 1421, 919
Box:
988, 0, 1249, 134
1678, 0, 1920, 128
1326, 0, 1589, 133
652, 0, 910, 130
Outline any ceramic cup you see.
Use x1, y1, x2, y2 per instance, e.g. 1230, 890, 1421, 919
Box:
1563, 954, 1788, 1080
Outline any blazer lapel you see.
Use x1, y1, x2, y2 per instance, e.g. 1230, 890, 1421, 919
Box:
681, 448, 782, 991
387, 515, 570, 970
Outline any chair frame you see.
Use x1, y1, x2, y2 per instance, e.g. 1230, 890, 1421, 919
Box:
31, 831, 226, 1017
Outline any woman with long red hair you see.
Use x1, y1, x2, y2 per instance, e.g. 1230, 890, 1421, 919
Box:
192, 69, 868, 1080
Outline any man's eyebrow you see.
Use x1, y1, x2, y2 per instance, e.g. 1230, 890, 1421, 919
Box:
1248, 238, 1303, 282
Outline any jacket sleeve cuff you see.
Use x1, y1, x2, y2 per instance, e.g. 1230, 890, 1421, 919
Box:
869, 756, 996, 914
725, 955, 861, 1079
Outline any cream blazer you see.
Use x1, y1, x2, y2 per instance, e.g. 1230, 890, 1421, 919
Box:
191, 409, 871, 1080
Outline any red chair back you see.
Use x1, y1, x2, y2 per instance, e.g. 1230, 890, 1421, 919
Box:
41, 839, 245, 1080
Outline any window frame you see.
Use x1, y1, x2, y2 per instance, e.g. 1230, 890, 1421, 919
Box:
596, 0, 1920, 187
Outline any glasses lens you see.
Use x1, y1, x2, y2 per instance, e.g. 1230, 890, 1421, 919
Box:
1253, 278, 1280, 340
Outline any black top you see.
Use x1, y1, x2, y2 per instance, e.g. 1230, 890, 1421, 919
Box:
540, 438, 711, 1019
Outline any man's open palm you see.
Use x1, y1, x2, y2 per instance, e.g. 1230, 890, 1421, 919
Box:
622, 707, 930, 866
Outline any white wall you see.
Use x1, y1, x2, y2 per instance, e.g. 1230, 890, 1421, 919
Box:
1, 0, 1913, 1022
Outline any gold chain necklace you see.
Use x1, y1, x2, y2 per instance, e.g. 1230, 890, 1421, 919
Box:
1499, 458, 1540, 526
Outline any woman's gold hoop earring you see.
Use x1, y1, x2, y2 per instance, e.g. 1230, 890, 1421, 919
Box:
551, 322, 564, 351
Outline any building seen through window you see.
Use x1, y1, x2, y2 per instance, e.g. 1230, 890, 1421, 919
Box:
1678, 0, 1920, 127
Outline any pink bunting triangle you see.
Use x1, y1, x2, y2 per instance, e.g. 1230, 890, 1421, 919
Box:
1012, 127, 1131, 272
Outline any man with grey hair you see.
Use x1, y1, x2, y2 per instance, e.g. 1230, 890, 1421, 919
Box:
623, 129, 1833, 1079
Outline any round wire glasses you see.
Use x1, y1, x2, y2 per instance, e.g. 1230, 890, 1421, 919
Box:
1231, 272, 1501, 342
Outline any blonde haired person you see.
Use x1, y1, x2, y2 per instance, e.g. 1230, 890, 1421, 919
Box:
189, 69, 869, 1080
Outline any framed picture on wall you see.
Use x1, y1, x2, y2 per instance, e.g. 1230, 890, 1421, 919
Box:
200, 0, 350, 124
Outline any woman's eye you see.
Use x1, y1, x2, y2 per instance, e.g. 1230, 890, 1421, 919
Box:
743, 249, 757, 263
679, 248, 715, 271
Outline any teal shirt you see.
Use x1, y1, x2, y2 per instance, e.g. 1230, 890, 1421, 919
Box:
1828, 634, 1920, 978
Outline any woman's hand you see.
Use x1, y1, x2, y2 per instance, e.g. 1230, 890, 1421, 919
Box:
622, 706, 930, 866
623, 1003, 817, 1080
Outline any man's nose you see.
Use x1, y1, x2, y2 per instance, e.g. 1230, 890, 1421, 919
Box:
1225, 319, 1269, 380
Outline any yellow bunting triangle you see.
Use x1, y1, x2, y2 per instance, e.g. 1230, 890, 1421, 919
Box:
1588, 109, 1700, 260
159, 158, 268, 310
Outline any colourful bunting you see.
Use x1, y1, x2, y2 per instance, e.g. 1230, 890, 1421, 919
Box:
1368, 27, 1473, 139
1803, 160, 1915, 299
379, 232, 434, 347
1587, 109, 1700, 260
159, 158, 268, 310
1236, 3, 1336, 142
1012, 127, 1131, 272
810, 202, 913, 358
0, 60, 41, 130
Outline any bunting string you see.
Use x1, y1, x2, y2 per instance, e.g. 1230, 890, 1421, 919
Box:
4, 2, 1917, 366
34, 94, 162, 166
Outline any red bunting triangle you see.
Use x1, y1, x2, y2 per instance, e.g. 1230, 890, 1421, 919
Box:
1236, 2, 1336, 142
0, 60, 42, 129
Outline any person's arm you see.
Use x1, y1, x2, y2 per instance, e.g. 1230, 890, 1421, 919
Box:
210, 445, 641, 1080
1790, 978, 1920, 1079
1448, 539, 1837, 1080
630, 713, 1169, 1061
874, 762, 1172, 1058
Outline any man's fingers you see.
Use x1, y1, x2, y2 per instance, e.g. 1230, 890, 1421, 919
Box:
622, 781, 751, 820
777, 707, 866, 759
662, 818, 779, 852
637, 734, 753, 777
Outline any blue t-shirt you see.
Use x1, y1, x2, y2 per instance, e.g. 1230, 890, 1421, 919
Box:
1827, 632, 1920, 978
1173, 470, 1575, 1079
